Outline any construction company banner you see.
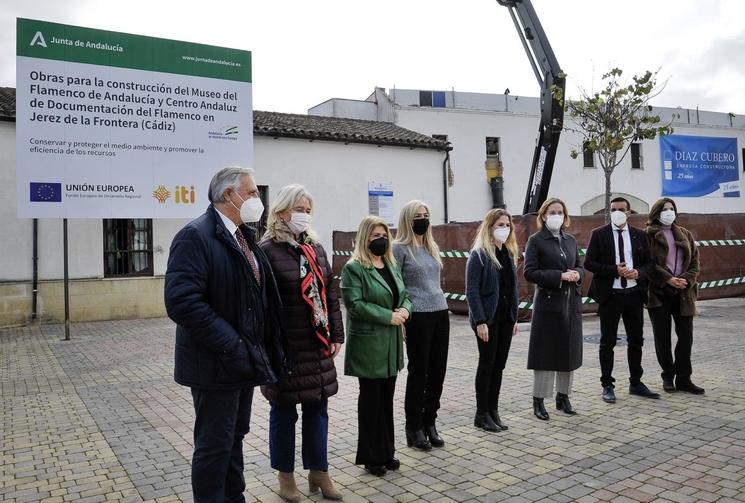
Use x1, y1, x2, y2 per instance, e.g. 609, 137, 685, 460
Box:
660, 135, 740, 198
16, 18, 252, 218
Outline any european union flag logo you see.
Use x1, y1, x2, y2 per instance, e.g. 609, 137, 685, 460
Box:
30, 182, 62, 202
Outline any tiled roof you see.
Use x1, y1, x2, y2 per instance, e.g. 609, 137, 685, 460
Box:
0, 88, 451, 150
254, 111, 450, 150
0, 87, 15, 122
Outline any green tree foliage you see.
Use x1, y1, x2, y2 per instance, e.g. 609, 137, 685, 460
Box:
562, 68, 674, 220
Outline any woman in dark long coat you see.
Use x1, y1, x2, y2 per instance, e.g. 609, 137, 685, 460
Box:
260, 184, 344, 502
523, 197, 584, 420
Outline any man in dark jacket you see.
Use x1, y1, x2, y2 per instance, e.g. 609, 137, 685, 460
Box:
585, 196, 659, 404
165, 166, 288, 502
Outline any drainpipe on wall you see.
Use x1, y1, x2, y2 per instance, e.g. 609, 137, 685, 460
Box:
442, 150, 450, 223
32, 218, 38, 320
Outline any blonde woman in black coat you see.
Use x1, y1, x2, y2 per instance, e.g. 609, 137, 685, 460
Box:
523, 197, 585, 420
260, 184, 344, 501
465, 208, 520, 432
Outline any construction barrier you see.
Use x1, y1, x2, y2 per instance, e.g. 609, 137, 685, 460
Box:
332, 213, 745, 318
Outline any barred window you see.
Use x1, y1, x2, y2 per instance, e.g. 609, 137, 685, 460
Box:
103, 219, 154, 277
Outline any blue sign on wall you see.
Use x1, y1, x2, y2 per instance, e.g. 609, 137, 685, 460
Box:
660, 135, 740, 197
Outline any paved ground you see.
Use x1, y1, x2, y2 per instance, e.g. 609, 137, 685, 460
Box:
2, 297, 745, 503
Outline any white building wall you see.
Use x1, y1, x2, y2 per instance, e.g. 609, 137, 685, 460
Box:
254, 136, 447, 254
309, 99, 378, 121
394, 107, 541, 220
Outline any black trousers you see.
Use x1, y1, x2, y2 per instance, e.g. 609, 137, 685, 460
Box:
598, 290, 645, 387
356, 376, 396, 466
648, 293, 694, 380
404, 310, 450, 430
474, 319, 513, 413
191, 387, 253, 503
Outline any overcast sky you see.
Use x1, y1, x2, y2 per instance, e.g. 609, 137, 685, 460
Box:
2, 0, 744, 115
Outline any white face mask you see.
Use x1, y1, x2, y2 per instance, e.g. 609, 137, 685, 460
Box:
231, 192, 264, 223
610, 210, 628, 227
492, 227, 511, 244
545, 214, 564, 231
659, 209, 676, 226
287, 212, 312, 235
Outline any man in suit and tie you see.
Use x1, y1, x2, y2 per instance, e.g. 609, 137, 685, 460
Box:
585, 196, 659, 403
165, 166, 288, 501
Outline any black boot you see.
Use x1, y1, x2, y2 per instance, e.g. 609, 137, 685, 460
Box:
675, 377, 705, 394
556, 393, 577, 415
532, 397, 549, 420
662, 377, 676, 393
364, 465, 386, 476
474, 412, 500, 432
424, 425, 444, 447
405, 429, 432, 451
489, 410, 508, 430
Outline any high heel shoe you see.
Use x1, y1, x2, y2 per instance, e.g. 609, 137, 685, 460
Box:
489, 409, 508, 430
533, 397, 549, 420
556, 392, 577, 415
308, 470, 342, 500
424, 425, 444, 447
474, 412, 500, 432
405, 429, 432, 451
277, 471, 301, 502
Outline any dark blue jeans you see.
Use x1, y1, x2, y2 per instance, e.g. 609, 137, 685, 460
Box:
191, 387, 253, 503
269, 399, 329, 472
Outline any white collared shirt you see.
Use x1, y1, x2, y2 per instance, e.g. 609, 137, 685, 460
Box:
216, 206, 240, 246
611, 223, 636, 289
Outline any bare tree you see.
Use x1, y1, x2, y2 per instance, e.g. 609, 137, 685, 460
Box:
557, 68, 674, 220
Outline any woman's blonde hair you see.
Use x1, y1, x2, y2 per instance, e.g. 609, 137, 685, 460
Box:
262, 184, 319, 244
471, 208, 519, 268
393, 200, 442, 266
536, 197, 571, 230
349, 216, 396, 268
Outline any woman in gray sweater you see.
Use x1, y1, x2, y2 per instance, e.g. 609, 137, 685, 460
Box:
392, 200, 450, 451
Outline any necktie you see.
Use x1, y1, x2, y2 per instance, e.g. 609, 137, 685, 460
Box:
617, 229, 627, 288
235, 229, 261, 282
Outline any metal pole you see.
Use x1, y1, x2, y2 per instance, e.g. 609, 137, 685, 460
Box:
32, 218, 38, 320
63, 218, 70, 341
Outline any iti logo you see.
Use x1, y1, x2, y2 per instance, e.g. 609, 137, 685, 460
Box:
174, 185, 196, 204
152, 185, 171, 203
30, 182, 61, 202
30, 31, 47, 48
154, 185, 196, 204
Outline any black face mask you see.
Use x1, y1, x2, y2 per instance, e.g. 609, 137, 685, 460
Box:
368, 236, 389, 257
412, 218, 430, 236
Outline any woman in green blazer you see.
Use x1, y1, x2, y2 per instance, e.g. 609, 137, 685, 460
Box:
341, 216, 412, 477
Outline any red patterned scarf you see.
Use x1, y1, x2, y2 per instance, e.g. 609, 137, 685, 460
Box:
298, 243, 331, 356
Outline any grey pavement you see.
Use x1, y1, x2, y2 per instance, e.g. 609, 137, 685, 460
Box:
2, 297, 745, 502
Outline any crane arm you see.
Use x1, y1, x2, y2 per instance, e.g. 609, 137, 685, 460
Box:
497, 0, 565, 214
